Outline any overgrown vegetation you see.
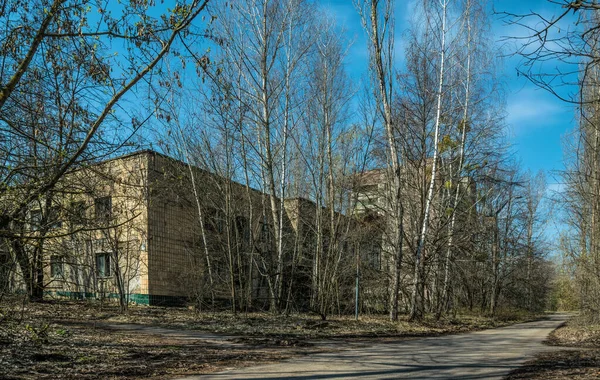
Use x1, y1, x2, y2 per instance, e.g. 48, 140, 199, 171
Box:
0, 299, 314, 379
0, 2, 572, 377
503, 2, 600, 376
0, 0, 557, 323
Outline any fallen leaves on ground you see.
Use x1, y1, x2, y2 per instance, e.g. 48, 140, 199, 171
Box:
0, 297, 541, 379
0, 321, 297, 379
506, 349, 600, 379
105, 305, 537, 341
506, 315, 600, 379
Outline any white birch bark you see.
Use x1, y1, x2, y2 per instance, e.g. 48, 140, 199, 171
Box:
438, 0, 471, 318
410, 0, 448, 321
361, 0, 405, 321
177, 130, 215, 307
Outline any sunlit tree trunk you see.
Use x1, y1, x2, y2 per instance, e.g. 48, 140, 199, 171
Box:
410, 0, 448, 321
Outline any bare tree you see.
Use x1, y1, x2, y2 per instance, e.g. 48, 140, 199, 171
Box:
508, 3, 600, 317
207, 0, 315, 312
357, 0, 406, 321
295, 15, 355, 318
501, 1, 600, 104
408, 0, 451, 321
0, 0, 210, 301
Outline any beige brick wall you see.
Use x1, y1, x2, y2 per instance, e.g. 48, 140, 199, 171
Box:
44, 152, 150, 298
144, 152, 276, 300
40, 150, 359, 305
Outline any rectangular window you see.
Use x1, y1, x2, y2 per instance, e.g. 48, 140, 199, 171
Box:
50, 255, 64, 277
95, 197, 112, 223
367, 243, 381, 270
96, 252, 111, 277
260, 222, 270, 244
70, 201, 86, 226
322, 235, 330, 255
30, 210, 42, 231
205, 207, 224, 233
48, 207, 62, 229
235, 216, 250, 241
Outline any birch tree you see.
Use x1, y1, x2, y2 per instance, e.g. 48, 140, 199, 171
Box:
432, 0, 504, 318
296, 16, 354, 318
357, 0, 406, 321
208, 0, 315, 311
406, 0, 451, 321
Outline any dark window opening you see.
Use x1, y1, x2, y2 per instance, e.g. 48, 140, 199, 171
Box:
260, 222, 271, 244
205, 207, 224, 233
235, 216, 250, 241
96, 252, 111, 277
70, 201, 86, 226
366, 243, 381, 270
95, 197, 112, 223
50, 255, 64, 277
48, 207, 62, 229
30, 210, 42, 231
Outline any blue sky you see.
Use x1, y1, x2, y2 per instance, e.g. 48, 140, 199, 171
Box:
319, 0, 577, 248
494, 0, 577, 191
322, 0, 576, 191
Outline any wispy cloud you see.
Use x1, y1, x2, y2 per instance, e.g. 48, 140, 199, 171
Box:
506, 87, 571, 135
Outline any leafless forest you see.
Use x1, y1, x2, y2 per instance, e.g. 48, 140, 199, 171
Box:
0, 0, 595, 327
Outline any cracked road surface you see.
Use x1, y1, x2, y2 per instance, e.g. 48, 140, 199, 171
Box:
184, 313, 568, 380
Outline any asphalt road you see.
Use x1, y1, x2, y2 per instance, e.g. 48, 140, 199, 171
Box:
185, 313, 569, 380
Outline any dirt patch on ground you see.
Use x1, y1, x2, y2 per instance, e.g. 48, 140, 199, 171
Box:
0, 300, 329, 379
506, 316, 600, 379
546, 319, 600, 348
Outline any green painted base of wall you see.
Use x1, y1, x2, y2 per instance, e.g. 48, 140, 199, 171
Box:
47, 291, 187, 306
128, 294, 187, 306
129, 293, 149, 305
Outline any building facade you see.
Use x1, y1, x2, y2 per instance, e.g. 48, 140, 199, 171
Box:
3, 150, 354, 307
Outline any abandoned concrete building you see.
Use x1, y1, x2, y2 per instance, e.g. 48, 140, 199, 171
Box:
350, 165, 478, 311
1, 150, 360, 307
0, 150, 476, 311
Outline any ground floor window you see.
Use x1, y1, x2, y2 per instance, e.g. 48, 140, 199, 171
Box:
96, 253, 111, 277
50, 255, 64, 277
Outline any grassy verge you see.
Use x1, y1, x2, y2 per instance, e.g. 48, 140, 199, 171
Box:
0, 298, 541, 379
506, 314, 600, 379
105, 306, 541, 341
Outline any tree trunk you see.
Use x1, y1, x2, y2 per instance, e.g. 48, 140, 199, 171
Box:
410, 0, 448, 321
364, 0, 404, 321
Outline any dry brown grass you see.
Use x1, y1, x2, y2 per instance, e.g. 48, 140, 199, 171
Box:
105, 305, 537, 340
0, 321, 300, 379
506, 349, 600, 379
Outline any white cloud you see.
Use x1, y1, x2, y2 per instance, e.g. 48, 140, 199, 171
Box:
505, 87, 571, 134
506, 93, 556, 122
